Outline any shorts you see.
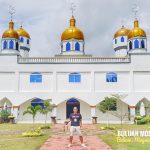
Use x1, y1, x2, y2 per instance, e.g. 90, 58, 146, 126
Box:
70, 126, 82, 136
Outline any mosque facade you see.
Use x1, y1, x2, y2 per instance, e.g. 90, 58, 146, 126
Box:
0, 13, 150, 123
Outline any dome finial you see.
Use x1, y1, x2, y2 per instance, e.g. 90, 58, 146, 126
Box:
70, 2, 76, 17
8, 5, 15, 21
132, 3, 140, 20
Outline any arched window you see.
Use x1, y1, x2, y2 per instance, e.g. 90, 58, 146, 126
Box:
31, 98, 44, 108
129, 41, 132, 50
30, 72, 42, 83
20, 37, 24, 43
106, 72, 117, 82
9, 40, 14, 49
3, 41, 7, 49
141, 40, 145, 48
75, 42, 80, 51
16, 42, 19, 50
66, 42, 71, 51
69, 73, 81, 83
134, 39, 139, 49
115, 39, 117, 44
121, 37, 124, 42
27, 39, 30, 44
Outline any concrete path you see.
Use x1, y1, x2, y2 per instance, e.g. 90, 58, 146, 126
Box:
39, 124, 112, 150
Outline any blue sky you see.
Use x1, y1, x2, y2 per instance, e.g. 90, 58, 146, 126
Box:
0, 0, 149, 56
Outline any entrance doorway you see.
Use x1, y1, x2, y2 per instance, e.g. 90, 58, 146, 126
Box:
66, 98, 80, 118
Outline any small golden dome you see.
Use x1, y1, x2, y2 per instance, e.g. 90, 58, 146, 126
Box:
61, 16, 84, 41
128, 20, 146, 39
2, 20, 19, 40
114, 26, 130, 39
16, 26, 30, 39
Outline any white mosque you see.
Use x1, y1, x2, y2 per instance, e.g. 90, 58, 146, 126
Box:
0, 9, 150, 124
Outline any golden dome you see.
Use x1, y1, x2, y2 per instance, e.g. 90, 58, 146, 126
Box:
2, 20, 19, 40
128, 20, 146, 39
114, 26, 130, 39
61, 16, 84, 41
16, 26, 30, 39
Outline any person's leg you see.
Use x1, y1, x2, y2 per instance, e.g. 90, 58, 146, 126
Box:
68, 126, 74, 147
79, 136, 83, 144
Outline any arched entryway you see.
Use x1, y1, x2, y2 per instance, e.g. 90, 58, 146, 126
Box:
66, 98, 80, 118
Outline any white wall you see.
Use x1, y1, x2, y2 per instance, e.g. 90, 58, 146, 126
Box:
57, 72, 91, 92
134, 72, 150, 92
94, 72, 130, 92
19, 72, 53, 92
0, 72, 15, 92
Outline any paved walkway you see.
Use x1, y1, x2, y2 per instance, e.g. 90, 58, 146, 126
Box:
39, 124, 112, 150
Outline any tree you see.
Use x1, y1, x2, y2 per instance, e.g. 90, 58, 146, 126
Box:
40, 100, 53, 125
111, 94, 128, 129
23, 105, 42, 130
97, 97, 117, 127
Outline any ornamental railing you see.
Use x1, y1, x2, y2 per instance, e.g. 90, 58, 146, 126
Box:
18, 56, 130, 64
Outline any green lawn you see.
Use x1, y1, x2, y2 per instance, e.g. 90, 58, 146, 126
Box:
97, 124, 150, 150
0, 123, 51, 150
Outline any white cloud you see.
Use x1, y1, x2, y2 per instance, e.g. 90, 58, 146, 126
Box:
0, 0, 149, 56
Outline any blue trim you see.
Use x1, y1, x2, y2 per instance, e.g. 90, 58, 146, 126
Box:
30, 72, 42, 83
27, 39, 30, 44
106, 72, 117, 82
31, 98, 44, 108
121, 37, 124, 42
141, 40, 145, 48
69, 73, 81, 83
3, 41, 7, 49
66, 42, 71, 51
134, 39, 139, 49
75, 42, 80, 51
9, 40, 14, 49
20, 37, 24, 43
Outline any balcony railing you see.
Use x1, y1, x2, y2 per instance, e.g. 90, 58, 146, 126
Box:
18, 56, 130, 64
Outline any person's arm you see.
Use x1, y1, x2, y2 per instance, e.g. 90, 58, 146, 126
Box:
80, 114, 82, 128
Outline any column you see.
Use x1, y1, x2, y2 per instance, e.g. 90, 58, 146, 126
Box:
90, 106, 97, 124
13, 106, 19, 123
51, 105, 57, 124
129, 106, 136, 122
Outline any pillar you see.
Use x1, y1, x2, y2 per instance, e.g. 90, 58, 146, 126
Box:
90, 106, 97, 124
12, 106, 19, 123
129, 106, 136, 122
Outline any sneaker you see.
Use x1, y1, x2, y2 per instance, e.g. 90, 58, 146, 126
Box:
81, 143, 87, 148
67, 144, 72, 148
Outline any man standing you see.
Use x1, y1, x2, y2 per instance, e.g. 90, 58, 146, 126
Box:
68, 107, 86, 148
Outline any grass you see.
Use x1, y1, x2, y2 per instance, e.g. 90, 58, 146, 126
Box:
97, 124, 150, 150
0, 123, 52, 150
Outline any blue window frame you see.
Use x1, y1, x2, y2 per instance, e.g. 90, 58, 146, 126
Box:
134, 39, 139, 49
141, 40, 145, 48
9, 40, 14, 49
69, 73, 81, 83
121, 37, 124, 42
106, 72, 117, 82
30, 72, 42, 83
129, 41, 132, 50
75, 42, 80, 51
115, 39, 117, 44
27, 39, 30, 44
3, 41, 7, 49
66, 42, 71, 51
31, 98, 44, 108
20, 37, 24, 43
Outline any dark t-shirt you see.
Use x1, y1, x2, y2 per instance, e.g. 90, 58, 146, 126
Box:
69, 113, 82, 126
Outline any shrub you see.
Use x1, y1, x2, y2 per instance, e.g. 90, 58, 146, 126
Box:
137, 119, 147, 125
22, 129, 44, 137
143, 116, 150, 123
38, 125, 51, 130
0, 110, 11, 123
100, 126, 116, 130
135, 115, 142, 120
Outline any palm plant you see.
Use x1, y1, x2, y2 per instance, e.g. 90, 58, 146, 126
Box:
40, 100, 53, 125
23, 105, 42, 130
